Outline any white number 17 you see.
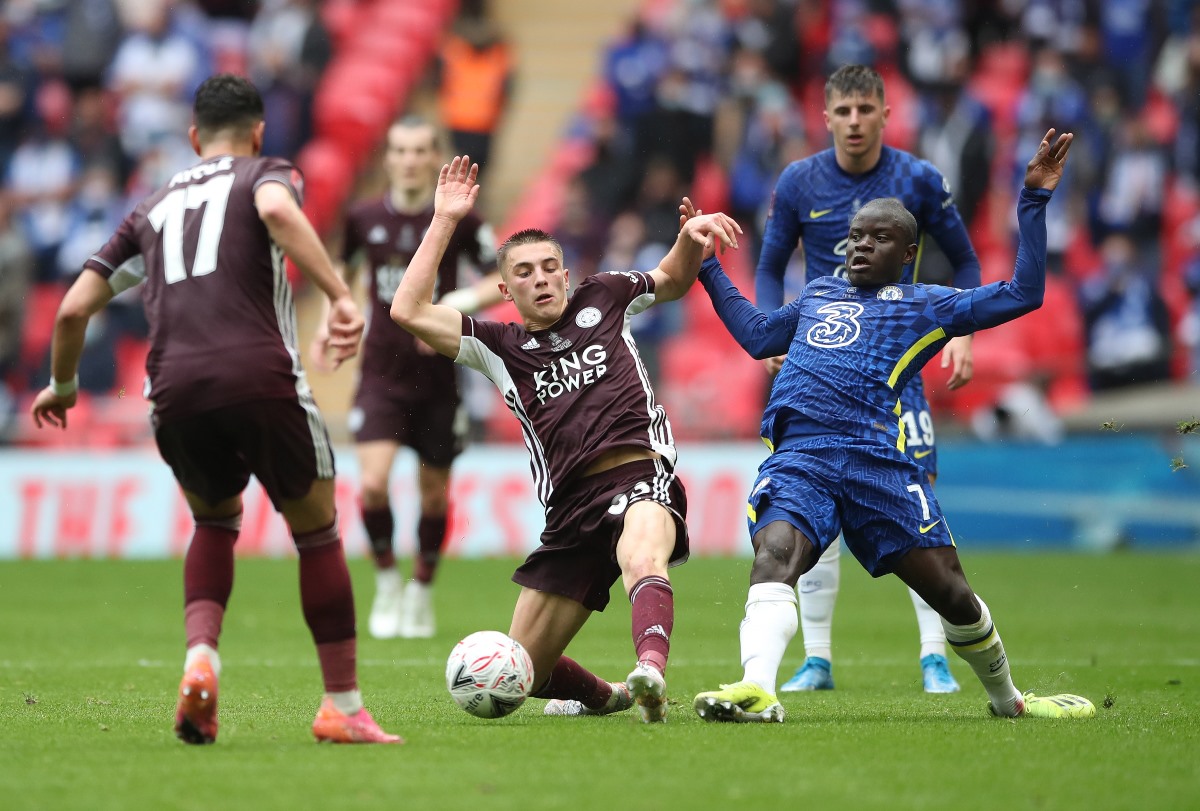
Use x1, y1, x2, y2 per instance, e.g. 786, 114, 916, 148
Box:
148, 173, 235, 284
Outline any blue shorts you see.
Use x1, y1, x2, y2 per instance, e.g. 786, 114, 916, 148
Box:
898, 377, 937, 478
746, 436, 955, 577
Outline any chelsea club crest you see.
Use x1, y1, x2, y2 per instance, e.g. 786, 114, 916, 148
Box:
877, 285, 903, 301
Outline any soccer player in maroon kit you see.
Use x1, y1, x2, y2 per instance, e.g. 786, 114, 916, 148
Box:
309, 116, 502, 640
391, 156, 742, 722
30, 74, 400, 745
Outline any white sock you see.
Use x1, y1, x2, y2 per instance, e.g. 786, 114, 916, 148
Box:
328, 689, 364, 716
185, 643, 221, 677
941, 596, 1022, 716
376, 568, 402, 594
797, 537, 839, 662
909, 587, 948, 659
740, 582, 798, 695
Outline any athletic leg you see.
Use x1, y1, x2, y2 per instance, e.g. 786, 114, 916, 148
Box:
398, 461, 452, 638
891, 546, 1022, 715
282, 478, 401, 743
615, 500, 678, 722
357, 440, 404, 639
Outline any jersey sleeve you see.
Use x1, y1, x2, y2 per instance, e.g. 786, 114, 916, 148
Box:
918, 161, 981, 290
590, 270, 656, 314
929, 187, 1051, 334
455, 313, 509, 386
755, 162, 805, 311
253, 157, 304, 206
83, 211, 146, 294
700, 256, 797, 358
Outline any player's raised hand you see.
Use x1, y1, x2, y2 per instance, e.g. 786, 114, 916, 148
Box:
325, 294, 364, 369
678, 196, 702, 229
308, 323, 335, 373
681, 211, 742, 258
1024, 128, 1073, 191
434, 156, 480, 223
30, 387, 76, 430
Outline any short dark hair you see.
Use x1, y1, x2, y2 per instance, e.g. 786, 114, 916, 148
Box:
825, 64, 885, 104
388, 114, 443, 151
857, 197, 918, 244
193, 74, 264, 140
498, 228, 563, 274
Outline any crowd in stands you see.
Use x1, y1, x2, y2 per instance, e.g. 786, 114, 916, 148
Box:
3, 0, 1200, 447
0, 0, 330, 443
550, 0, 1200, 439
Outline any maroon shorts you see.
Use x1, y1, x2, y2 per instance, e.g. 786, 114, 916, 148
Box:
154, 398, 335, 510
512, 459, 689, 612
349, 381, 464, 467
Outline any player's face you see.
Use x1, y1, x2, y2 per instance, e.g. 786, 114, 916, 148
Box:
500, 242, 570, 329
824, 90, 888, 169
384, 125, 440, 195
845, 208, 916, 287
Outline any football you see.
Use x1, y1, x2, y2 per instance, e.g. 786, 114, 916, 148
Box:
445, 630, 535, 718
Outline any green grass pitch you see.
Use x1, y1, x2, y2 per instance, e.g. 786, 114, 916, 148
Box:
2, 552, 1197, 811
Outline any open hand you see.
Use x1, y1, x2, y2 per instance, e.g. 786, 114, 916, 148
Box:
1024, 128, 1073, 192
434, 156, 481, 223
681, 210, 742, 259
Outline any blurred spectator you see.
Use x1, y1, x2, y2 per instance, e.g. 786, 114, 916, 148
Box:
915, 51, 993, 230
1095, 119, 1167, 250
56, 163, 124, 277
0, 191, 33, 442
247, 0, 330, 159
6, 83, 79, 282
436, 3, 513, 179
60, 0, 122, 91
1080, 232, 1172, 391
634, 155, 687, 247
602, 15, 671, 135
107, 1, 207, 162
577, 111, 638, 220
0, 17, 31, 177
556, 177, 606, 281
69, 86, 130, 184
971, 381, 1065, 445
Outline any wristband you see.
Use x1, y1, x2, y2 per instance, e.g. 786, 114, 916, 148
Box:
50, 375, 79, 397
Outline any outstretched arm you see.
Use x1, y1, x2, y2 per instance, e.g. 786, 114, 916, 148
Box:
649, 196, 742, 302
955, 129, 1073, 332
30, 270, 113, 429
697, 256, 797, 359
390, 156, 478, 358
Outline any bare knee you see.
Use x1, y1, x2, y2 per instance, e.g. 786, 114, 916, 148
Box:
360, 475, 389, 508
749, 521, 815, 585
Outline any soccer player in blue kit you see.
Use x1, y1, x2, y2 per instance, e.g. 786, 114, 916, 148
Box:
755, 65, 980, 693
691, 129, 1096, 723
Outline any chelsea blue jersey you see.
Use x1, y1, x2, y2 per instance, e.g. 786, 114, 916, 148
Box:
755, 146, 981, 311
704, 189, 1051, 453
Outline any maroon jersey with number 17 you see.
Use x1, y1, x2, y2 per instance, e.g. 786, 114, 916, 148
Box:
83, 154, 313, 426
456, 270, 676, 509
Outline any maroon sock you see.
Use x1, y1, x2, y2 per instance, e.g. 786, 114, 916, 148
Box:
529, 656, 612, 709
413, 514, 448, 584
183, 519, 238, 649
294, 522, 357, 692
630, 575, 674, 675
360, 504, 395, 570
315, 638, 357, 694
